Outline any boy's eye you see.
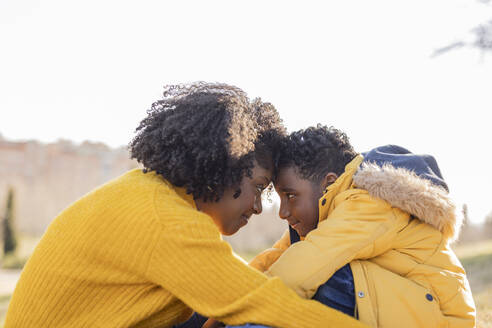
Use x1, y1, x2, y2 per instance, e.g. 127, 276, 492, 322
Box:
286, 193, 295, 200
256, 185, 266, 193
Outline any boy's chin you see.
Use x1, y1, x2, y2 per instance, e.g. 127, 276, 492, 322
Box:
291, 226, 306, 238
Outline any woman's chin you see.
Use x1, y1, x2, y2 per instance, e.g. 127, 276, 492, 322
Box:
218, 225, 237, 236
220, 221, 247, 236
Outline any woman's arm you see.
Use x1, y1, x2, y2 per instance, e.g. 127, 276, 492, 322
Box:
146, 196, 366, 328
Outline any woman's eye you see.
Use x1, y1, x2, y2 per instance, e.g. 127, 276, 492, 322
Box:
286, 193, 295, 200
256, 185, 265, 193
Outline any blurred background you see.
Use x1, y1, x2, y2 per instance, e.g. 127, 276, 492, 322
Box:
1, 0, 492, 326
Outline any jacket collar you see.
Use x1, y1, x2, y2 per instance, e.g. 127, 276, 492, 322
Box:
353, 162, 459, 242
318, 155, 363, 223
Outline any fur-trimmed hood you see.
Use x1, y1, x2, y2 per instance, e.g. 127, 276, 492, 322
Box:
352, 145, 461, 242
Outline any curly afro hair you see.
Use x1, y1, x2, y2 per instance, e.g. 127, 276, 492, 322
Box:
129, 82, 286, 202
276, 124, 358, 183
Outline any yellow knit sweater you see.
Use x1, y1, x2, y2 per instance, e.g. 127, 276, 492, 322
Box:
5, 169, 365, 328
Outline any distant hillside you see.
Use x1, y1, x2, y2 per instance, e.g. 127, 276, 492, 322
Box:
0, 137, 138, 235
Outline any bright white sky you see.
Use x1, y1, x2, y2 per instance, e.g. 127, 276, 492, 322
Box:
1, 0, 491, 223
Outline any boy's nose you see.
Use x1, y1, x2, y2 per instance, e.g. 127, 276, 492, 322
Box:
278, 203, 290, 220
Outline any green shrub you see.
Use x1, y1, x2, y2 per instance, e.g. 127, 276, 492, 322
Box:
2, 188, 17, 256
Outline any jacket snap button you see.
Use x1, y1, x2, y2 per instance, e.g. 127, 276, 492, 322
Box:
358, 291, 365, 298
321, 199, 327, 206
426, 293, 433, 301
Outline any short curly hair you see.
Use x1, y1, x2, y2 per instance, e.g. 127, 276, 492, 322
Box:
276, 124, 358, 183
129, 82, 286, 202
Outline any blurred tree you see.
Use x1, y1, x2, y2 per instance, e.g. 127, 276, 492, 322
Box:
484, 211, 492, 239
2, 187, 18, 256
456, 203, 475, 244
462, 203, 470, 226
485, 210, 492, 224
472, 20, 492, 51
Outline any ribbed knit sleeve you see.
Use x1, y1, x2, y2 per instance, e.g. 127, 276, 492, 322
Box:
146, 189, 366, 328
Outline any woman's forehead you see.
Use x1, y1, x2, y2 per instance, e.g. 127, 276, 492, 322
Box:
251, 163, 273, 182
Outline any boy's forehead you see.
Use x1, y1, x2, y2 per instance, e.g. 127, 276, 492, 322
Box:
274, 166, 305, 189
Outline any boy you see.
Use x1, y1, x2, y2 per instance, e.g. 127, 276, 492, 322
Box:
250, 125, 476, 328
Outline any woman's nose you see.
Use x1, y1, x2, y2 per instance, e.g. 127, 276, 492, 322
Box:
253, 194, 262, 214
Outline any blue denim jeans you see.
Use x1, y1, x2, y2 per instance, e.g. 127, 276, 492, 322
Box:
173, 312, 208, 328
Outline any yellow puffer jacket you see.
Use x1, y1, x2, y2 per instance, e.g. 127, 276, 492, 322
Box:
250, 155, 476, 328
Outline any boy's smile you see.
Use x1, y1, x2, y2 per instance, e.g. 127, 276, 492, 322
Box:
274, 166, 323, 237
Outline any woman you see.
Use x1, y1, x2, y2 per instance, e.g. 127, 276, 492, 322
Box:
5, 83, 363, 328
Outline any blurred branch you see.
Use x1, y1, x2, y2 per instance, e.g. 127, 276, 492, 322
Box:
431, 42, 466, 57
432, 19, 492, 57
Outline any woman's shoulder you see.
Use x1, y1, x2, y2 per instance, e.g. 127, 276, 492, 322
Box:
107, 169, 181, 198
89, 169, 211, 229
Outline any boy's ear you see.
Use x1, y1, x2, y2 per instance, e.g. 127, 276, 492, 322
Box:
320, 172, 338, 191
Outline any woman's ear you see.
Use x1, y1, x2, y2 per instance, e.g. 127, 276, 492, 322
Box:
321, 172, 338, 191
